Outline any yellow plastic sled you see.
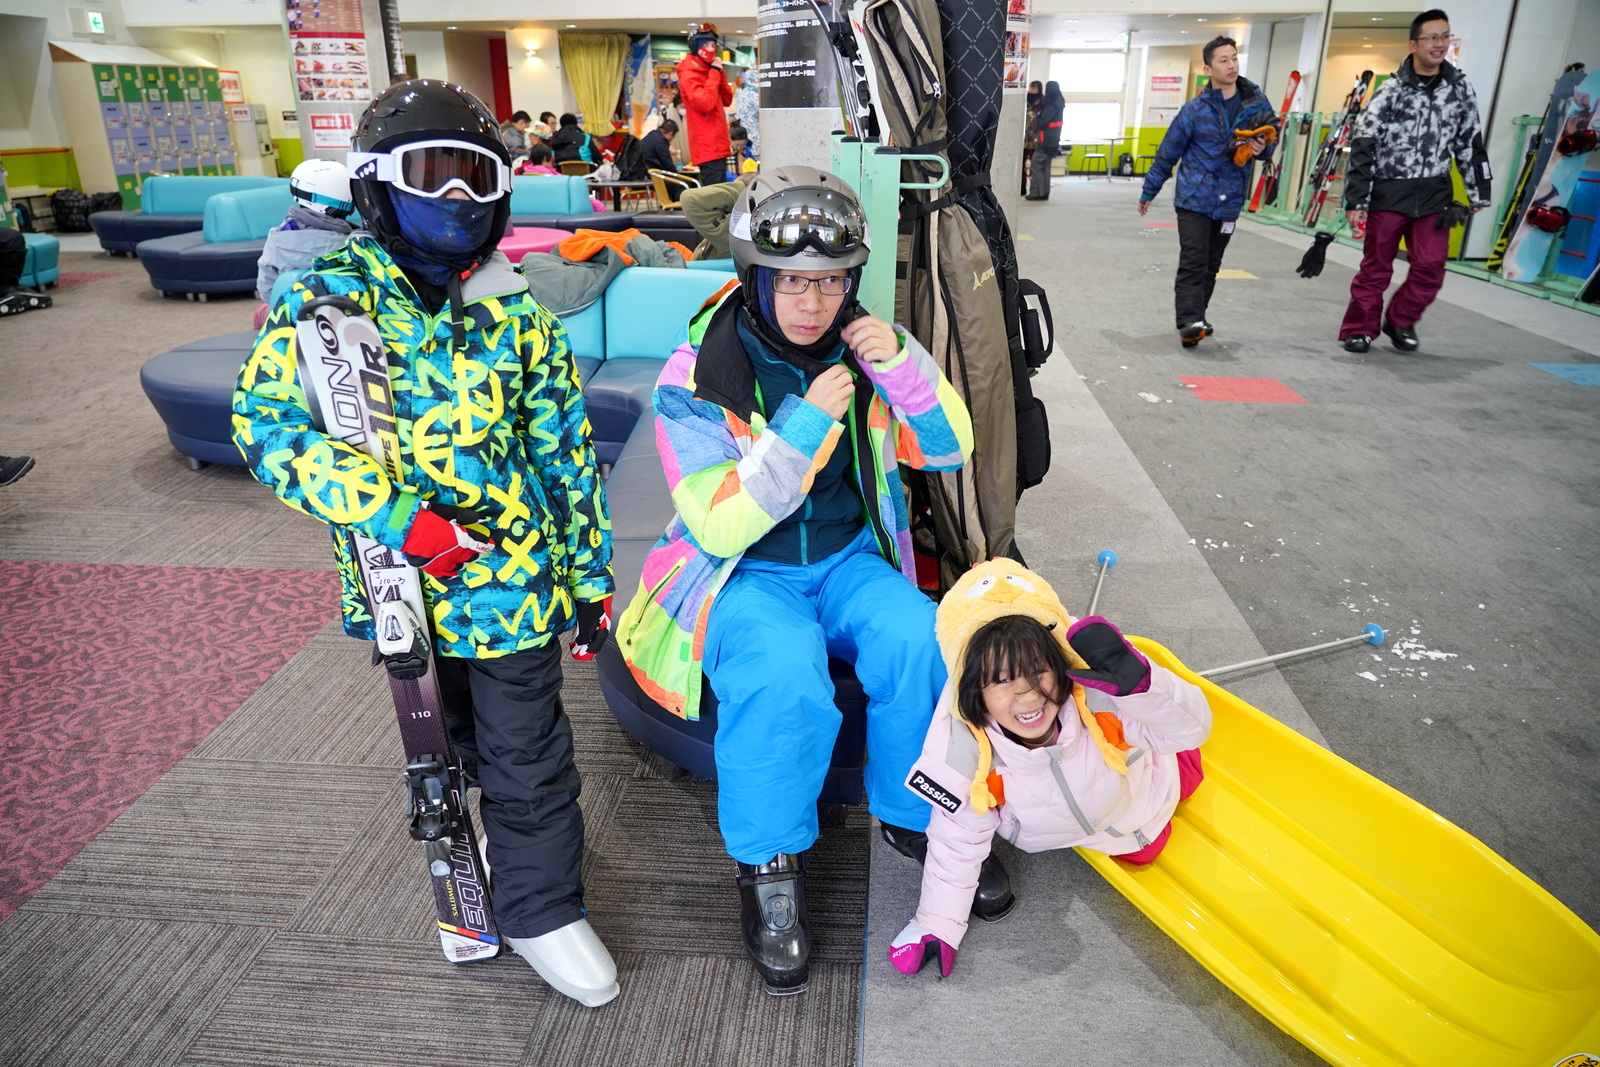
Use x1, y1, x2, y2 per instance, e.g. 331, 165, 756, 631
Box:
1076, 637, 1600, 1067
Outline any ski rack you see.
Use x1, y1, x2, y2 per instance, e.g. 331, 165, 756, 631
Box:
830, 133, 948, 321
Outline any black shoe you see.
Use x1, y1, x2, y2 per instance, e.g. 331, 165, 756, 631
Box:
1179, 321, 1210, 348
0, 287, 51, 316
1342, 335, 1371, 353
880, 823, 1015, 922
1382, 320, 1419, 352
735, 853, 810, 995
0, 455, 34, 487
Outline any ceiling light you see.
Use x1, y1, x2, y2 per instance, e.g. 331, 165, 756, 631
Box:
566, 24, 576, 28
1362, 43, 1373, 48
1180, 30, 1189, 35
1197, 18, 1208, 22
1371, 16, 1383, 21
446, 25, 456, 30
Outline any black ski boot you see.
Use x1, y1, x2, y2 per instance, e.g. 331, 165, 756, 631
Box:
1179, 321, 1210, 348
735, 852, 810, 995
880, 823, 1016, 923
0, 286, 51, 316
1342, 335, 1371, 353
1382, 320, 1419, 352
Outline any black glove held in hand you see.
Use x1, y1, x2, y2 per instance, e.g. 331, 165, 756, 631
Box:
1063, 616, 1151, 697
1296, 231, 1335, 279
570, 597, 612, 661
1434, 201, 1470, 230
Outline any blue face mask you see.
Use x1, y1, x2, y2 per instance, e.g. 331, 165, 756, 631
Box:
388, 187, 498, 285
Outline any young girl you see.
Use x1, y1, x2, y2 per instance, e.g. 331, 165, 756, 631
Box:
889, 559, 1211, 978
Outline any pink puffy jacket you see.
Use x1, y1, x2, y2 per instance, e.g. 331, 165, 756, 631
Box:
905, 665, 1210, 948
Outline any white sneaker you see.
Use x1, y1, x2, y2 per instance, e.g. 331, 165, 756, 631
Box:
507, 918, 619, 1007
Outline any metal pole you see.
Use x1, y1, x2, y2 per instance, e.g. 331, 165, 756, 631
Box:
1084, 549, 1117, 618
1198, 623, 1385, 680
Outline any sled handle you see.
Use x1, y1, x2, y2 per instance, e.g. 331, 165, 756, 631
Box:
897, 153, 950, 191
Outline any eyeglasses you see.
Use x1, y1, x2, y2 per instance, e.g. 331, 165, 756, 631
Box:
749, 190, 869, 259
1414, 33, 1451, 43
771, 274, 853, 296
347, 139, 511, 203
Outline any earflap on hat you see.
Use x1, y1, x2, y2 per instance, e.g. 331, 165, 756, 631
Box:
937, 560, 1130, 813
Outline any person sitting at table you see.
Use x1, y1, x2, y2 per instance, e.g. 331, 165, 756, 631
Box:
551, 113, 596, 168
641, 120, 679, 173
517, 142, 559, 175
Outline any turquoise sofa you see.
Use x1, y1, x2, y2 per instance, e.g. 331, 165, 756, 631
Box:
89, 175, 290, 255
21, 233, 60, 289
135, 185, 297, 299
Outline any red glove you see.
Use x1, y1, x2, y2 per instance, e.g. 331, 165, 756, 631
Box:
889, 920, 957, 978
401, 503, 494, 578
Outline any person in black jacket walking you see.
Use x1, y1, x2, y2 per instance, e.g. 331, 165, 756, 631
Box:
1025, 82, 1064, 200
1339, 9, 1490, 353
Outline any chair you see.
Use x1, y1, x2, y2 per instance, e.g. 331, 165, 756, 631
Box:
1136, 154, 1156, 176
648, 169, 698, 210
1081, 148, 1109, 178
558, 159, 595, 176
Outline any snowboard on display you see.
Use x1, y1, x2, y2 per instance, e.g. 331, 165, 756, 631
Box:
1487, 63, 1586, 273
1248, 70, 1301, 212
1301, 69, 1374, 228
1502, 67, 1600, 283
293, 294, 501, 965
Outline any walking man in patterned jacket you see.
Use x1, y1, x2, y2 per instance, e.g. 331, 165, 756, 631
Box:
1340, 9, 1491, 353
1139, 36, 1275, 347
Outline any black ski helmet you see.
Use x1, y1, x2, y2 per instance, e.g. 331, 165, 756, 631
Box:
348, 79, 512, 266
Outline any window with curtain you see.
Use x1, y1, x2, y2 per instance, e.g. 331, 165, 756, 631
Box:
557, 32, 631, 136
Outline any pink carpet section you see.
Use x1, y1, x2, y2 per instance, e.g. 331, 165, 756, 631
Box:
52, 272, 120, 291
1178, 376, 1308, 404
0, 561, 340, 919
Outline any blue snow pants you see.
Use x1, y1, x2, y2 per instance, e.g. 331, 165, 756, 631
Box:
703, 527, 942, 864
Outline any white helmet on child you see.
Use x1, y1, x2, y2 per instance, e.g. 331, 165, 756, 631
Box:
289, 158, 354, 219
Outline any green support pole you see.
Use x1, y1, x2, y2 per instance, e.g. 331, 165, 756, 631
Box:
831, 132, 947, 322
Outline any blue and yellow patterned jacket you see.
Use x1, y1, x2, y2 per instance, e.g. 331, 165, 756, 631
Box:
232, 233, 612, 658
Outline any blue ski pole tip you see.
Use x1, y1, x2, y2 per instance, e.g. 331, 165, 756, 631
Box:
1363, 623, 1385, 646
1097, 550, 1118, 567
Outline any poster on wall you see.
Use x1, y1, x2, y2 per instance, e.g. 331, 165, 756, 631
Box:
1145, 73, 1184, 125
755, 0, 836, 110
285, 0, 372, 101
308, 111, 355, 149
1004, 0, 1032, 90
625, 36, 655, 136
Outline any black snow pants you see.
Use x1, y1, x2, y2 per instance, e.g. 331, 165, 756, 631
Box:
435, 639, 586, 939
1174, 207, 1235, 328
1027, 147, 1054, 199
0, 227, 25, 288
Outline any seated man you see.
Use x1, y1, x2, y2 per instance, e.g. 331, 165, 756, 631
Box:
617, 166, 998, 996
640, 119, 679, 174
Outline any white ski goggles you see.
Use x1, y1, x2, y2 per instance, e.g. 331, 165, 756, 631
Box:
347, 139, 511, 203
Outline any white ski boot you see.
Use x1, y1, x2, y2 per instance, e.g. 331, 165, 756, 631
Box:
507, 918, 619, 1008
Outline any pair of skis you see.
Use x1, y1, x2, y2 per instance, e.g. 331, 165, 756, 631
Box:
294, 295, 500, 964
1247, 71, 1301, 212
1301, 70, 1375, 229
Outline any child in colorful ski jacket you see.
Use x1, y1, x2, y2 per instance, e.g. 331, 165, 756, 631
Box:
888, 560, 1210, 979
616, 165, 973, 996
1139, 36, 1275, 346
1338, 9, 1490, 353
232, 79, 618, 1009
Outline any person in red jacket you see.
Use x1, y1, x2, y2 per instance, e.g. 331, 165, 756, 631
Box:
676, 24, 734, 183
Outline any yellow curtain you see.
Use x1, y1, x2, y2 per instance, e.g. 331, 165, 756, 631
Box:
558, 32, 631, 136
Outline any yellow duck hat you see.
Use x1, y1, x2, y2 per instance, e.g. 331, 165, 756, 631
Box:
937, 559, 1131, 813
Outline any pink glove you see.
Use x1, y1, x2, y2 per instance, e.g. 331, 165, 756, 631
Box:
401, 503, 494, 579
888, 920, 957, 978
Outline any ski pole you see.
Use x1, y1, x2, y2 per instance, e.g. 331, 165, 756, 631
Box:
1198, 623, 1385, 680
1085, 549, 1117, 617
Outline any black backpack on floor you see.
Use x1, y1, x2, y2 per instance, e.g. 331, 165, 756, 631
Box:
89, 191, 125, 214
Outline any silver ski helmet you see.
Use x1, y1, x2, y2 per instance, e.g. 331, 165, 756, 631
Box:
728, 166, 871, 277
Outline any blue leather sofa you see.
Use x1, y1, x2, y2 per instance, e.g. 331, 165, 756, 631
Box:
136, 185, 295, 299
89, 175, 290, 256
21, 233, 59, 289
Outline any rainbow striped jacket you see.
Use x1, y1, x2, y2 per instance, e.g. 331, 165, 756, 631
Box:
617, 287, 973, 720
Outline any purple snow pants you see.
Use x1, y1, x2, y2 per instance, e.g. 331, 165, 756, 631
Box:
1339, 209, 1450, 340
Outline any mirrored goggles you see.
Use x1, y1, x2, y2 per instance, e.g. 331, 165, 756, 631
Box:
749, 191, 868, 258
347, 139, 511, 203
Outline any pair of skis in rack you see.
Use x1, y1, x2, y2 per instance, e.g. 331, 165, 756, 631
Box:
294, 295, 501, 964
1247, 71, 1301, 213
1301, 70, 1376, 229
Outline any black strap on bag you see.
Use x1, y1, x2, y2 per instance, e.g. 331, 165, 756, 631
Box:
1016, 278, 1054, 372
